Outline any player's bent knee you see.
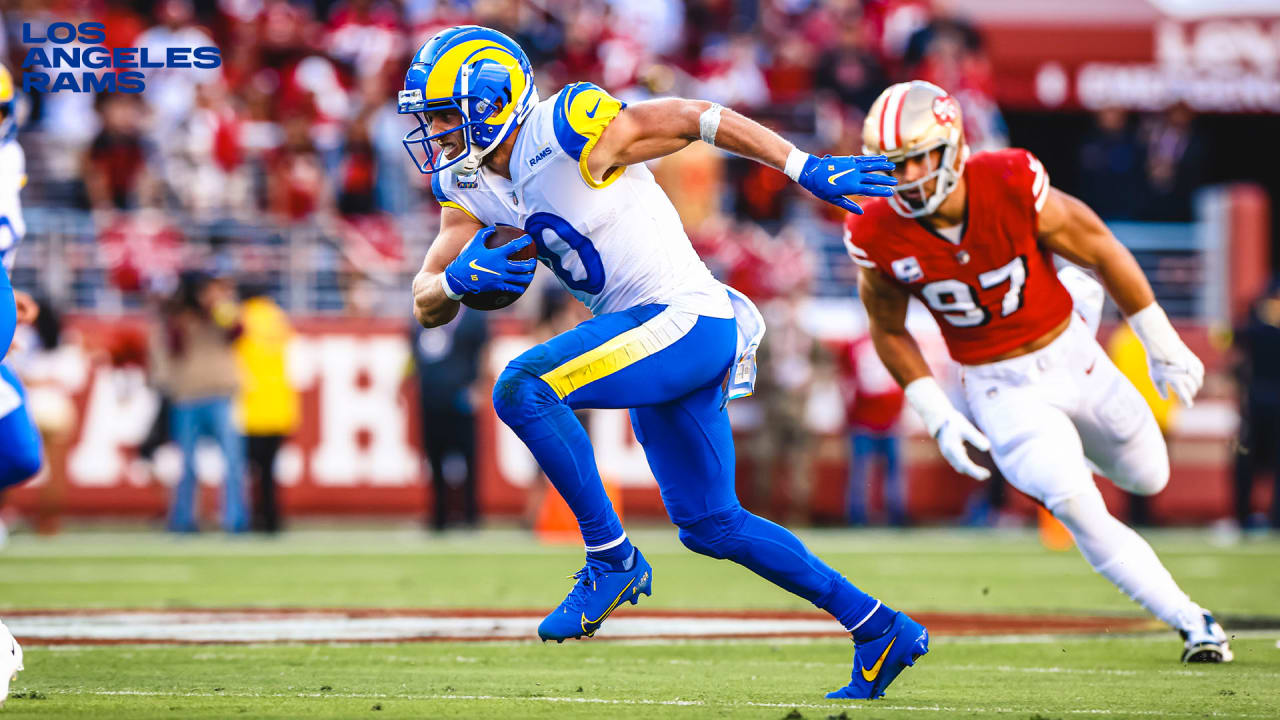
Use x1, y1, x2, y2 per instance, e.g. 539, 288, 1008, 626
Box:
1121, 451, 1169, 496
1048, 488, 1112, 539
676, 505, 748, 560
492, 365, 561, 428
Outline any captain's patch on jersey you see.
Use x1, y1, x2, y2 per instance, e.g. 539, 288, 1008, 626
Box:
892, 256, 924, 283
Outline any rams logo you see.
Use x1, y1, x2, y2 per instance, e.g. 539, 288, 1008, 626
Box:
528, 145, 553, 167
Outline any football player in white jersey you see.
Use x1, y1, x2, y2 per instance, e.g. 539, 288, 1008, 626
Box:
0, 62, 34, 705
404, 26, 926, 699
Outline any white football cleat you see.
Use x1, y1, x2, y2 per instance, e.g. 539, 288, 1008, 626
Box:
1181, 612, 1233, 663
0, 621, 23, 707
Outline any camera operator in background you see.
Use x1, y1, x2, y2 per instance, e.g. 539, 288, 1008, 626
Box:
156, 270, 247, 533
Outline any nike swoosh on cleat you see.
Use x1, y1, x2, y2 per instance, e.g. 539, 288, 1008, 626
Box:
580, 578, 636, 634
827, 168, 858, 185
585, 98, 602, 118
860, 637, 896, 682
469, 259, 502, 276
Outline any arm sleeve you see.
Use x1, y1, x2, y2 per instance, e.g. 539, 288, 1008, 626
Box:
551, 82, 627, 189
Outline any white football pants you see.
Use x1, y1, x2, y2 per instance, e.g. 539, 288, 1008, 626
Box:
961, 315, 1205, 633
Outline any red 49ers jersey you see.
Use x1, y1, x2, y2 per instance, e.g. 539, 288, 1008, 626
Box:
844, 148, 1074, 365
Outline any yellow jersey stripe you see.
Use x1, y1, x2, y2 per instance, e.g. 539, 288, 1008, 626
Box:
539, 308, 695, 399
438, 200, 479, 222
579, 132, 625, 189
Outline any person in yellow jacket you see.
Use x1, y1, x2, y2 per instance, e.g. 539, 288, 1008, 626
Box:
1108, 322, 1178, 526
234, 284, 299, 533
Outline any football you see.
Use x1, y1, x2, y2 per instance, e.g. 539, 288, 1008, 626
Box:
461, 225, 537, 311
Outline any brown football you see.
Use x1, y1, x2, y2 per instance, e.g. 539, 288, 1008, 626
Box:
460, 225, 537, 311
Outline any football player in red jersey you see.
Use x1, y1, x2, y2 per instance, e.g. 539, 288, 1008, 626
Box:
845, 81, 1231, 664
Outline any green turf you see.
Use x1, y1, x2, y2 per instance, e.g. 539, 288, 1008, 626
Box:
3, 637, 1278, 719
2, 527, 1278, 718
2, 528, 1278, 617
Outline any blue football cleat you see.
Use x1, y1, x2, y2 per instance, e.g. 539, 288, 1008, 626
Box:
827, 611, 929, 700
538, 548, 652, 642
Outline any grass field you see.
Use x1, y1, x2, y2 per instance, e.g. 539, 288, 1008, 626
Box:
2, 527, 1278, 718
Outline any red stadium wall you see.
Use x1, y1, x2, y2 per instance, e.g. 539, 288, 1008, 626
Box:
5, 316, 1258, 527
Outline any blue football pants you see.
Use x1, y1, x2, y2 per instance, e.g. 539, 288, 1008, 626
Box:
492, 303, 891, 634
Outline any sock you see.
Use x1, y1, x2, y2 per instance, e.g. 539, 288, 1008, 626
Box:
506, 403, 626, 550
587, 535, 635, 569
850, 600, 898, 643
1053, 490, 1202, 633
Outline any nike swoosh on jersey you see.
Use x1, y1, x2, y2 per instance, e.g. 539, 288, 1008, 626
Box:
827, 167, 858, 185
580, 578, 635, 634
469, 259, 502, 276
860, 637, 897, 682
585, 98, 602, 118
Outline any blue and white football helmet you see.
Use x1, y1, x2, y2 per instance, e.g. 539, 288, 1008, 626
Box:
398, 26, 539, 176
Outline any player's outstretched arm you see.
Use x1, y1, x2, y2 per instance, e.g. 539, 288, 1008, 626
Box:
1038, 187, 1204, 406
412, 206, 535, 328
860, 267, 991, 480
588, 98, 897, 213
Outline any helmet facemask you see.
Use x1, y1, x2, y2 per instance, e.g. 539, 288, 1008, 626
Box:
887, 136, 967, 219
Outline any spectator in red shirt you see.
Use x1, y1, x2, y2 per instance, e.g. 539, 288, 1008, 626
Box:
838, 333, 907, 526
84, 93, 158, 213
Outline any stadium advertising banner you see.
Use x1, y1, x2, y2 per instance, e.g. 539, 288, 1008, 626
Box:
4, 316, 673, 523
4, 317, 1249, 527
979, 15, 1280, 112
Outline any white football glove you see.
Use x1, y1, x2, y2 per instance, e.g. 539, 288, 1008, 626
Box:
904, 377, 992, 481
1127, 303, 1204, 408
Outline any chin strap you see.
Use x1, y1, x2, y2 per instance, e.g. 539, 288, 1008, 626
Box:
458, 106, 520, 175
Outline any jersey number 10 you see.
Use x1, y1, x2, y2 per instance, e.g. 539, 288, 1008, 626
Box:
524, 212, 606, 295
919, 255, 1028, 328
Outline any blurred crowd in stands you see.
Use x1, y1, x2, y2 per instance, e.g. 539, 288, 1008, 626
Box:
1, 0, 1213, 307
1, 0, 1023, 308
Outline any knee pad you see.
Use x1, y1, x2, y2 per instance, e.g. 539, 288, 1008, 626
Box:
676, 505, 748, 560
491, 365, 561, 428
1114, 450, 1169, 497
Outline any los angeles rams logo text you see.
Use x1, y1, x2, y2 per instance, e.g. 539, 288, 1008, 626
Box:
19, 22, 221, 93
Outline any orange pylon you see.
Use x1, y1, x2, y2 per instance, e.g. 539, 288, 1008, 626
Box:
1037, 506, 1074, 551
534, 476, 624, 545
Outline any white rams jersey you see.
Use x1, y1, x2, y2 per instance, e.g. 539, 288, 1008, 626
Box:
431, 82, 731, 319
0, 139, 25, 275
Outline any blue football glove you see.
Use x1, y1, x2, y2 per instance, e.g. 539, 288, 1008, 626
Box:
795, 154, 898, 215
443, 227, 538, 298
